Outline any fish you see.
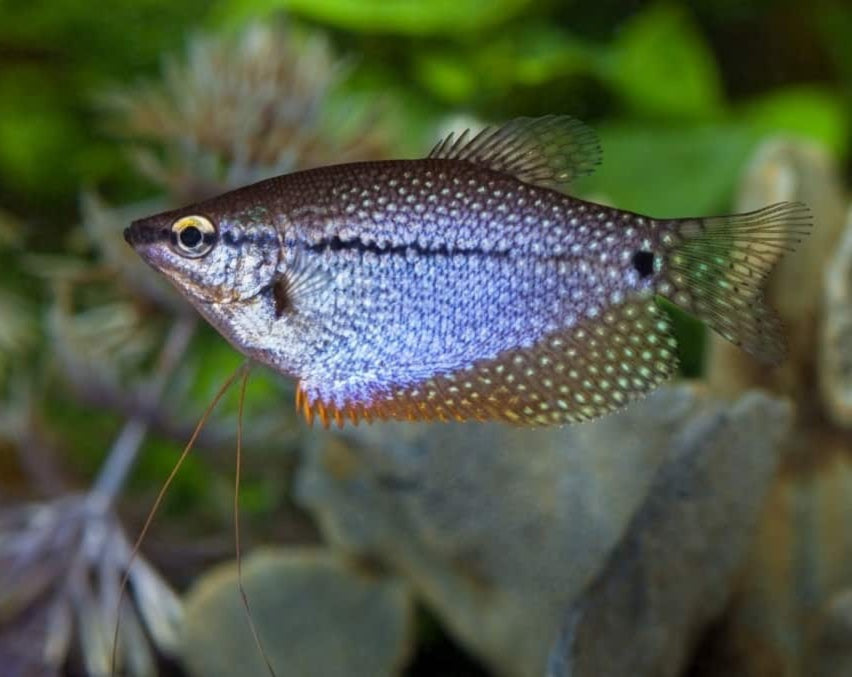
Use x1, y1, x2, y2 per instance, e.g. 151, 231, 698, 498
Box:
124, 115, 811, 427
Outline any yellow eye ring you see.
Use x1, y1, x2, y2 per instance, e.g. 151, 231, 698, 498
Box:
171, 215, 217, 258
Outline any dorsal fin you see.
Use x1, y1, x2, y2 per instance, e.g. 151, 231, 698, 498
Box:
427, 115, 602, 191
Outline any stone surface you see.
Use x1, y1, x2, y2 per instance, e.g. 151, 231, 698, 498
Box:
812, 589, 852, 677
181, 548, 414, 677
706, 137, 848, 400
699, 448, 852, 677
820, 205, 852, 428
696, 137, 852, 677
296, 385, 789, 677
547, 392, 789, 677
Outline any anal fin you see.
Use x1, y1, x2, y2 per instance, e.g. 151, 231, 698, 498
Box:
297, 298, 679, 428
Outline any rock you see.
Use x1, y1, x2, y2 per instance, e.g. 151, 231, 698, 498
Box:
706, 137, 848, 400
812, 589, 852, 677
699, 446, 852, 677
547, 392, 789, 677
820, 206, 852, 428
181, 548, 414, 677
295, 385, 790, 677
694, 137, 852, 677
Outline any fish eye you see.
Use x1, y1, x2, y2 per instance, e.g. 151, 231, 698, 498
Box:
171, 215, 217, 258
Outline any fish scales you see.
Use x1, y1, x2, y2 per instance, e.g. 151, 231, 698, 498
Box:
277, 160, 655, 371
125, 116, 811, 426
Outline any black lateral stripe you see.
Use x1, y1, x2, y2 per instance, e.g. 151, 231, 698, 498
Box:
221, 230, 279, 248
300, 235, 510, 259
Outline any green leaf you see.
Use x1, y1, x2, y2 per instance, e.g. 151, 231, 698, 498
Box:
577, 123, 758, 216
0, 103, 77, 196
412, 24, 599, 105
815, 3, 852, 87
477, 24, 599, 87
741, 87, 848, 157
216, 0, 533, 35
412, 52, 479, 104
600, 5, 724, 120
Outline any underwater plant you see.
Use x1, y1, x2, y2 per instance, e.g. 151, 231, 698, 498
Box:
2, 3, 852, 676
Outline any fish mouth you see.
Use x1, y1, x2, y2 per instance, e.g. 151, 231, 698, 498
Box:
124, 219, 169, 248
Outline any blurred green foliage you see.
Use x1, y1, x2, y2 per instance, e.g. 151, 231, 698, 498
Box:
218, 0, 535, 35
0, 0, 215, 218
1, 0, 851, 672
3, 0, 849, 232
0, 0, 849, 526
1, 0, 851, 667
0, 1, 848, 484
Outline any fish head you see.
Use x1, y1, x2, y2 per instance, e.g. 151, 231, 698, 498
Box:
124, 200, 281, 307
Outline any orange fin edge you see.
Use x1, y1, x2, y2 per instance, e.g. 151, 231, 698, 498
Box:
297, 297, 680, 427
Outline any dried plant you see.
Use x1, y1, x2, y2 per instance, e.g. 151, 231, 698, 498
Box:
0, 210, 35, 388
106, 21, 388, 204
0, 496, 182, 676
0, 314, 196, 675
1, 18, 387, 674
0, 290, 35, 385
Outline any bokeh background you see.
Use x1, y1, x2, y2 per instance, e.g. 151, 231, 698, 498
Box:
2, 1, 852, 676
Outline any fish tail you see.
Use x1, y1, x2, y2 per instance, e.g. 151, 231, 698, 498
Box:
654, 202, 812, 365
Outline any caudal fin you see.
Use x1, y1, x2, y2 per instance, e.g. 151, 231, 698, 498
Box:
656, 202, 811, 365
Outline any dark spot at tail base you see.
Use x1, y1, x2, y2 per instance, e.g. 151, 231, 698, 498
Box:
632, 250, 655, 278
